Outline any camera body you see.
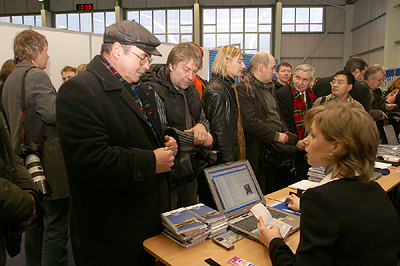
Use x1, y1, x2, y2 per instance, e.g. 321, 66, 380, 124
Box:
15, 143, 52, 196
196, 148, 221, 166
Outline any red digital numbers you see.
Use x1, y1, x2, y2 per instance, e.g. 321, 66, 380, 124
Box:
76, 4, 93, 10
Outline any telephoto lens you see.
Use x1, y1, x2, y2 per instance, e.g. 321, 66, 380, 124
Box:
25, 154, 52, 195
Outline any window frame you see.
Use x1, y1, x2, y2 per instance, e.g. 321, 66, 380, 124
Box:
281, 6, 325, 33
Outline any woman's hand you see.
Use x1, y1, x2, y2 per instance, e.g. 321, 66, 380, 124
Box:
257, 216, 283, 248
285, 194, 300, 212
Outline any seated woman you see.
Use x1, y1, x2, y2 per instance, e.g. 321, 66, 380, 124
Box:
257, 101, 400, 266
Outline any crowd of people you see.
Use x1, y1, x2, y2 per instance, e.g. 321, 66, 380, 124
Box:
0, 19, 399, 266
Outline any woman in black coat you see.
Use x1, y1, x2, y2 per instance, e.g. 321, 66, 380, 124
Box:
202, 45, 246, 163
257, 101, 400, 266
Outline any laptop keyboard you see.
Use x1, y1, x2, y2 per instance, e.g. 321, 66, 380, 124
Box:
233, 215, 258, 231
267, 207, 289, 219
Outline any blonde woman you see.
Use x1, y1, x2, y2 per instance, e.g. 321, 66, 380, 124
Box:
202, 45, 246, 163
257, 101, 400, 265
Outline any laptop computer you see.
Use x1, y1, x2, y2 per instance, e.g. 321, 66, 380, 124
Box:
204, 160, 300, 242
383, 124, 399, 145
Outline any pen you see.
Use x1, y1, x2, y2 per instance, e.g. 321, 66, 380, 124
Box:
282, 208, 301, 216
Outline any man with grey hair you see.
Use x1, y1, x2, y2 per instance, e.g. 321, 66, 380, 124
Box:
276, 64, 316, 180
141, 42, 213, 209
237, 52, 297, 193
276, 64, 316, 141
56, 21, 177, 265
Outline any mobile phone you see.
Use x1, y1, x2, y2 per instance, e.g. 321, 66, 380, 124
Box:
205, 258, 222, 266
212, 235, 235, 250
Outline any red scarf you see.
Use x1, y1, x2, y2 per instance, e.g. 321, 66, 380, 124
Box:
292, 86, 315, 139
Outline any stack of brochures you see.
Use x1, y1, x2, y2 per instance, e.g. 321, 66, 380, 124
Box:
377, 144, 400, 166
186, 203, 228, 238
161, 207, 208, 249
307, 166, 326, 182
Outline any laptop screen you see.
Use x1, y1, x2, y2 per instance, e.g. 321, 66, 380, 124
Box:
205, 160, 265, 216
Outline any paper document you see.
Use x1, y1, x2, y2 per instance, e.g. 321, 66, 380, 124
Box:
249, 202, 292, 238
288, 179, 319, 191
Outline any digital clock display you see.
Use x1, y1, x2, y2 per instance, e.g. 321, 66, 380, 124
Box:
76, 4, 93, 10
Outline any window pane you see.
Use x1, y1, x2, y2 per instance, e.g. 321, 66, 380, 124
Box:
296, 8, 309, 23
155, 35, 166, 42
245, 8, 257, 32
180, 26, 192, 34
259, 8, 271, 24
296, 24, 309, 32
127, 11, 139, 23
181, 10, 192, 25
24, 15, 35, 26
217, 9, 229, 32
231, 34, 243, 49
68, 13, 79, 31
203, 25, 216, 33
12, 16, 23, 24
245, 50, 257, 55
167, 34, 179, 44
282, 24, 294, 32
310, 8, 323, 23
106, 12, 115, 27
154, 10, 166, 34
310, 24, 323, 32
203, 9, 215, 24
203, 34, 216, 48
216, 34, 229, 47
181, 35, 192, 42
259, 33, 270, 52
140, 11, 152, 32
35, 15, 42, 27
282, 8, 295, 23
93, 12, 105, 34
55, 14, 67, 29
167, 10, 179, 33
245, 33, 257, 49
231, 8, 243, 33
80, 13, 92, 32
259, 25, 271, 32
0, 16, 10, 23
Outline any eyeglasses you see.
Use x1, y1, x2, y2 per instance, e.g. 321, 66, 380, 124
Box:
330, 80, 346, 86
130, 50, 153, 65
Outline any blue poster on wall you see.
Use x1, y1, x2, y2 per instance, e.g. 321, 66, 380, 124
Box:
381, 68, 400, 92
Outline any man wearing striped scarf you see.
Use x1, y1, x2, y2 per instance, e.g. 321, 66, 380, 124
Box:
276, 64, 316, 179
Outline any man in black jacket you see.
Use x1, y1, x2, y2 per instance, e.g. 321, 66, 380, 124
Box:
313, 57, 371, 111
142, 42, 213, 210
56, 21, 177, 265
237, 52, 295, 194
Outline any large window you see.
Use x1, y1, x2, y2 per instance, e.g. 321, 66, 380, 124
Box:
282, 7, 323, 32
55, 12, 115, 34
127, 9, 193, 43
0, 15, 42, 26
203, 7, 272, 54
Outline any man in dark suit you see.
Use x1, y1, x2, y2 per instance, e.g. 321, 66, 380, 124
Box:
313, 57, 371, 111
276, 64, 316, 180
56, 21, 177, 265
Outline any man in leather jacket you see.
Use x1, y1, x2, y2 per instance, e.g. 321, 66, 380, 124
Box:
142, 42, 213, 210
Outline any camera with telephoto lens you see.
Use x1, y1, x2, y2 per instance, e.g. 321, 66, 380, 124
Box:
15, 143, 52, 196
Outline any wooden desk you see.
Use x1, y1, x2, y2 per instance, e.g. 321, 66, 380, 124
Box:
144, 170, 400, 266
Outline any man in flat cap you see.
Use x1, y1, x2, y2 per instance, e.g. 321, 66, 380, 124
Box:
56, 20, 177, 265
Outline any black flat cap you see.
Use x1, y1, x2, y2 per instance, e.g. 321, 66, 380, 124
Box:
104, 20, 162, 56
